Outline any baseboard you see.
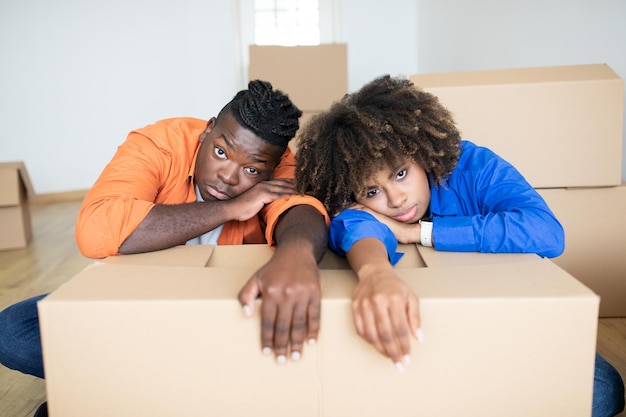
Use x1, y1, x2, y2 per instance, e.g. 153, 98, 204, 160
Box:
32, 189, 88, 205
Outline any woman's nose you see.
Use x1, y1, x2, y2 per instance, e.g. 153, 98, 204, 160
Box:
387, 188, 406, 208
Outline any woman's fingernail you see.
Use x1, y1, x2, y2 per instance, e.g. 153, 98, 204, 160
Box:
403, 354, 411, 365
416, 328, 424, 343
394, 362, 405, 372
276, 355, 287, 364
291, 351, 301, 361
308, 338, 316, 346
262, 347, 272, 356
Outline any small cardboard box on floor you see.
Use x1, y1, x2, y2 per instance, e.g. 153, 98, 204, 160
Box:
38, 244, 599, 417
0, 161, 35, 250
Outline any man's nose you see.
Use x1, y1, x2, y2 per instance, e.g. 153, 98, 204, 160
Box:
218, 164, 239, 185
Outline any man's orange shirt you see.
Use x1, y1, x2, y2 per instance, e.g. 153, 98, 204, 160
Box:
75, 117, 329, 259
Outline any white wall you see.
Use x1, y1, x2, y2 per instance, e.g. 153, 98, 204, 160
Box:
1, 0, 625, 194
337, 0, 418, 92
415, 0, 626, 180
0, 0, 240, 194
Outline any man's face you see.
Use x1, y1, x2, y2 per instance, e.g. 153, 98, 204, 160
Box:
355, 160, 431, 223
193, 113, 285, 202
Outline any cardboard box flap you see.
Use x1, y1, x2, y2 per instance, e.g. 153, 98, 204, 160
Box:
0, 161, 36, 206
323, 258, 598, 301
42, 263, 256, 302
417, 245, 539, 267
412, 63, 621, 88
100, 245, 215, 267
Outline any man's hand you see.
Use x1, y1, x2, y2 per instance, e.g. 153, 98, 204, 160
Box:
237, 204, 328, 363
227, 179, 296, 222
237, 245, 321, 363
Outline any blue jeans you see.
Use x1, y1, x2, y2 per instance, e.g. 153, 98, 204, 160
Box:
1, 294, 624, 416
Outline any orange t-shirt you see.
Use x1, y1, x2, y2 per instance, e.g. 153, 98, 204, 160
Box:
75, 117, 329, 258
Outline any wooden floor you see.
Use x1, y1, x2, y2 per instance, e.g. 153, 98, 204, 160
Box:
0, 199, 625, 417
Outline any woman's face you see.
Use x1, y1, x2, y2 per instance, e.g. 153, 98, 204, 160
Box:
355, 160, 431, 223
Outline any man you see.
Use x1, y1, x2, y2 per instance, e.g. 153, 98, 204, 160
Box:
0, 80, 329, 417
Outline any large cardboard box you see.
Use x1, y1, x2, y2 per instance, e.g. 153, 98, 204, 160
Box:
38, 244, 599, 416
538, 184, 626, 317
0, 161, 35, 250
248, 44, 348, 113
410, 64, 624, 188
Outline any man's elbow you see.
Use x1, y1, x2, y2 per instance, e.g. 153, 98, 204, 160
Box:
75, 225, 118, 259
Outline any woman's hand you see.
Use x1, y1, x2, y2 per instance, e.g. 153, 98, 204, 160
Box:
346, 238, 422, 371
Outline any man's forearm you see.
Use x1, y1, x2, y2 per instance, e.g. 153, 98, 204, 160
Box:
119, 201, 231, 254
274, 205, 328, 263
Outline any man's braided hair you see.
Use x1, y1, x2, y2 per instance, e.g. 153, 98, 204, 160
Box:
219, 80, 302, 149
295, 75, 461, 217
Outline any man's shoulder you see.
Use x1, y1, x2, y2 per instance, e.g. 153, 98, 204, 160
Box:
138, 117, 207, 134
132, 117, 206, 150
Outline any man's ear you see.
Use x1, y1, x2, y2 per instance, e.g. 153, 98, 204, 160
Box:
200, 117, 217, 142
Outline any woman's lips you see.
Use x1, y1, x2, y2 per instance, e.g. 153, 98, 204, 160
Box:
392, 205, 418, 223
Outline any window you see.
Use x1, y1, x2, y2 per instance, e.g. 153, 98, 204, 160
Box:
254, 0, 321, 46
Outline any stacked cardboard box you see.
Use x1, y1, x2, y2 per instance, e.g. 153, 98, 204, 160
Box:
0, 161, 35, 250
38, 244, 599, 416
248, 44, 348, 150
411, 64, 625, 317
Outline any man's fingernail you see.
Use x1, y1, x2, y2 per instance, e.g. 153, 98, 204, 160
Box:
242, 304, 252, 317
262, 347, 272, 356
291, 351, 301, 361
276, 355, 287, 364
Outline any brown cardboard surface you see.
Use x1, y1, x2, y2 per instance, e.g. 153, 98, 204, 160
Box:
248, 44, 348, 112
538, 184, 626, 317
410, 64, 624, 188
101, 244, 215, 267
417, 245, 539, 267
0, 161, 35, 250
39, 245, 599, 416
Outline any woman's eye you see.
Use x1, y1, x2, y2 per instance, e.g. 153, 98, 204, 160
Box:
366, 189, 380, 198
396, 169, 407, 180
214, 147, 226, 159
245, 167, 260, 175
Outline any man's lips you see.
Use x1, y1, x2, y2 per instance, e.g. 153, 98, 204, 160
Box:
206, 185, 230, 201
392, 205, 418, 222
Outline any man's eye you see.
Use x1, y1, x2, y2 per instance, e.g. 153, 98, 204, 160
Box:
396, 169, 407, 180
214, 147, 226, 158
245, 167, 260, 175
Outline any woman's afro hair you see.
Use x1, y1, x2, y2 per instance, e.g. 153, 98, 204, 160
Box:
295, 75, 461, 216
